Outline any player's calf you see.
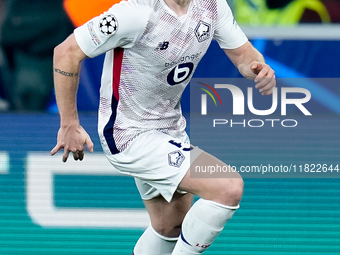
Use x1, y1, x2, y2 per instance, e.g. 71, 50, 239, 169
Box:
171, 198, 239, 254
133, 225, 178, 255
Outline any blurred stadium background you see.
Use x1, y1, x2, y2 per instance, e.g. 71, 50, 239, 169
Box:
0, 0, 340, 254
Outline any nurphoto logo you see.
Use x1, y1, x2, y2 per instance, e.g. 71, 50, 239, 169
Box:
199, 83, 312, 128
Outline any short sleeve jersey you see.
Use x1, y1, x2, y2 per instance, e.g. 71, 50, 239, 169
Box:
74, 0, 248, 155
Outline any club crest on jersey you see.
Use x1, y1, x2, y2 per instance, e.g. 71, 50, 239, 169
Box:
168, 150, 185, 168
99, 14, 118, 36
194, 21, 210, 42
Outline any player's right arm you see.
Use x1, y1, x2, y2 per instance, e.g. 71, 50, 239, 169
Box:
51, 0, 150, 161
51, 34, 94, 162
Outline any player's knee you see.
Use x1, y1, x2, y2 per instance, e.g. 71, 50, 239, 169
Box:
152, 223, 181, 238
218, 177, 244, 206
228, 177, 244, 204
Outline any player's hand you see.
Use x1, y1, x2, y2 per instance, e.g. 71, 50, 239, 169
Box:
50, 123, 94, 162
250, 61, 276, 96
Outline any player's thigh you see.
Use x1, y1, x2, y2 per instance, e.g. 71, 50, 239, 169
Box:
179, 151, 244, 206
143, 191, 193, 237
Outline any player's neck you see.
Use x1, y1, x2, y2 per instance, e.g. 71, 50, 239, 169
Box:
164, 0, 191, 17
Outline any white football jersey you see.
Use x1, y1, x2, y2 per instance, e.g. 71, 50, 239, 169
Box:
74, 0, 248, 154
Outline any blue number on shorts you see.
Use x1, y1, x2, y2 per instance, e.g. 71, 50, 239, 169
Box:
183, 146, 193, 151
169, 140, 193, 151
169, 140, 182, 148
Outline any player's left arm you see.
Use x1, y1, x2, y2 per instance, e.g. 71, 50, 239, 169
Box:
224, 41, 276, 96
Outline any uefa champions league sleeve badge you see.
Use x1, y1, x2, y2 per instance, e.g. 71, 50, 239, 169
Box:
99, 14, 118, 36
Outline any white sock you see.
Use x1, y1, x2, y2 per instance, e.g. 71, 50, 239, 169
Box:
171, 199, 239, 255
133, 225, 178, 255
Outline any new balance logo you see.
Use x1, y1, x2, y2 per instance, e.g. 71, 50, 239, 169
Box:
156, 41, 169, 50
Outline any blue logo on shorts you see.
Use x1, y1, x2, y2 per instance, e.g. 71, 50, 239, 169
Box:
168, 150, 185, 168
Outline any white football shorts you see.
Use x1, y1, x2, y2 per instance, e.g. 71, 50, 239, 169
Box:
104, 130, 203, 202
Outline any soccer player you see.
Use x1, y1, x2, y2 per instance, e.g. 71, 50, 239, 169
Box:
51, 0, 276, 254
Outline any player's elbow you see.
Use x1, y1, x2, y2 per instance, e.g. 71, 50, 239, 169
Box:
54, 34, 86, 65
